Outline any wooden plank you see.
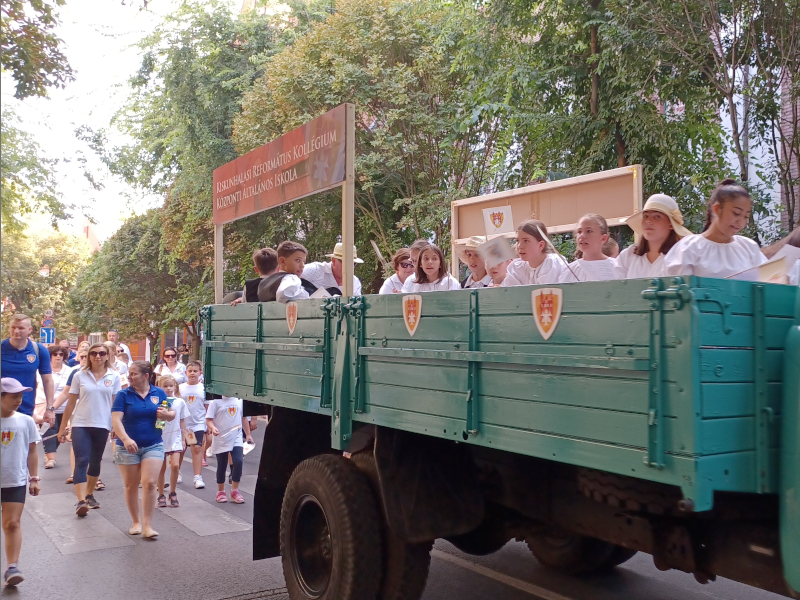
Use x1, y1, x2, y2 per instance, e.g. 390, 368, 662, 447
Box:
701, 382, 782, 418
692, 277, 797, 317
478, 313, 651, 346
699, 349, 784, 382
210, 351, 323, 377
260, 318, 325, 339
698, 416, 780, 455
698, 313, 793, 349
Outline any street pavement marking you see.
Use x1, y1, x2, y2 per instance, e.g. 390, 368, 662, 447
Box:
154, 488, 252, 536
25, 492, 135, 555
431, 549, 573, 600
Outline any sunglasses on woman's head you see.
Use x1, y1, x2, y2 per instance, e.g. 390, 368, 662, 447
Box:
89, 351, 108, 357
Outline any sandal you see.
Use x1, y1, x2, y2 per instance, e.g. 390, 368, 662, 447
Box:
94, 479, 105, 491
66, 476, 73, 484
157, 494, 167, 508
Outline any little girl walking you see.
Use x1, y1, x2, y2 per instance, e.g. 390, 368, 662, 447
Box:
156, 375, 187, 508
206, 396, 246, 504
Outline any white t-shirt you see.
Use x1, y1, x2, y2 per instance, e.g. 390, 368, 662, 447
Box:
302, 261, 362, 296
69, 368, 122, 430
1, 412, 41, 487
51, 364, 76, 414
664, 234, 767, 279
179, 382, 207, 432
559, 258, 620, 283
161, 396, 188, 452
462, 273, 492, 288
276, 273, 311, 303
115, 360, 129, 375
206, 396, 243, 454
614, 245, 668, 279
155, 362, 187, 385
502, 254, 565, 287
401, 274, 461, 293
379, 273, 405, 294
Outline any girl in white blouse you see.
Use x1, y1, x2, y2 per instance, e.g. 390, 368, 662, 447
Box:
502, 220, 566, 286
559, 214, 620, 282
401, 243, 461, 292
616, 194, 692, 279
665, 179, 766, 278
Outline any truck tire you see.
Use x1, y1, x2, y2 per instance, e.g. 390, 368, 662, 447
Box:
526, 528, 616, 575
596, 545, 638, 571
351, 452, 433, 600
577, 467, 682, 515
280, 454, 382, 600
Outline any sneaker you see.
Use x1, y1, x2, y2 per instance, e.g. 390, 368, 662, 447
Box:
85, 494, 100, 509
201, 458, 208, 467
230, 490, 245, 504
44, 459, 56, 469
169, 492, 179, 508
177, 472, 183, 484
75, 501, 89, 517
3, 566, 24, 587
215, 491, 227, 503
157, 494, 167, 508
205, 447, 212, 458
193, 475, 205, 489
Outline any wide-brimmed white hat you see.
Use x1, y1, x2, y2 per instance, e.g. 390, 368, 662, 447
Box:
622, 194, 692, 239
455, 236, 487, 262
326, 243, 364, 264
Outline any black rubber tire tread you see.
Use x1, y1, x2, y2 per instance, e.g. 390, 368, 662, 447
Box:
351, 452, 433, 600
596, 545, 638, 571
280, 454, 382, 600
526, 529, 616, 575
577, 467, 682, 515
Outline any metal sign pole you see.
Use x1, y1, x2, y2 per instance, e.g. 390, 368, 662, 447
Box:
341, 103, 355, 297
214, 223, 224, 304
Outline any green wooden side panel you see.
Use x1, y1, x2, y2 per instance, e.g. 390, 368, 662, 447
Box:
201, 278, 798, 513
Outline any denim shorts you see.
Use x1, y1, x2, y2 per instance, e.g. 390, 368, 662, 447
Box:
113, 441, 165, 465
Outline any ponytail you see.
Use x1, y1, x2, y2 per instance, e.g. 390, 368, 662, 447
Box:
704, 178, 750, 232
130, 360, 155, 385
516, 219, 552, 253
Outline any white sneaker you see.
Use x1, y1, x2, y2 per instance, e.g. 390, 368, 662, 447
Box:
205, 447, 212, 458
193, 475, 205, 489
177, 473, 183, 484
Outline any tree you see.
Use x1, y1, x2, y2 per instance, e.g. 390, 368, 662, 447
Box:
1, 106, 72, 233
0, 228, 91, 336
0, 0, 74, 98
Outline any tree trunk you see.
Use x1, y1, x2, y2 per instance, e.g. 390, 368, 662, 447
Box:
615, 123, 626, 167
589, 0, 601, 117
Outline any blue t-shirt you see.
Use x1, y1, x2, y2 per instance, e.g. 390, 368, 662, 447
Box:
0, 339, 52, 416
111, 385, 168, 448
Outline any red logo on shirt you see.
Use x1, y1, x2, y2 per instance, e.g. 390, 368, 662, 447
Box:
187, 395, 196, 405
27, 355, 36, 363
104, 380, 112, 387
1, 431, 14, 446
151, 396, 160, 405
227, 406, 237, 418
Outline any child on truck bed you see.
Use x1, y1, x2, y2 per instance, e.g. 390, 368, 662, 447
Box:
559, 214, 620, 282
503, 220, 566, 286
401, 243, 461, 292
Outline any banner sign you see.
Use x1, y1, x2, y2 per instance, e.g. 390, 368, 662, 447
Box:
213, 104, 348, 225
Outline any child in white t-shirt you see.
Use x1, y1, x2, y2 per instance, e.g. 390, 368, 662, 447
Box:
401, 243, 461, 292
665, 179, 767, 278
180, 361, 207, 489
206, 396, 246, 504
559, 214, 620, 282
1, 378, 42, 588
503, 219, 567, 286
155, 375, 187, 508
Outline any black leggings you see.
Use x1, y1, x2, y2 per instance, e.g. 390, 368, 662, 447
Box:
43, 413, 64, 454
215, 447, 243, 485
72, 427, 108, 484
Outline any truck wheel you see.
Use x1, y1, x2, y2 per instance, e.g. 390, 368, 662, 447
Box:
577, 467, 681, 515
351, 452, 433, 600
526, 528, 615, 575
280, 454, 382, 600
597, 545, 638, 571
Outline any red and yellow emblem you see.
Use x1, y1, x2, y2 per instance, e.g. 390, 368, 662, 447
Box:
227, 406, 237, 418
402, 294, 422, 337
532, 288, 563, 341
491, 211, 504, 228
286, 301, 298, 335
1, 430, 14, 446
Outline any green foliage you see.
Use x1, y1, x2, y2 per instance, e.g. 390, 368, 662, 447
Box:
1, 106, 71, 233
0, 0, 74, 98
1, 228, 91, 336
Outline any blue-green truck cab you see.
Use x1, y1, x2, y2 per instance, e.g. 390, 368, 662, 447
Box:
200, 276, 800, 600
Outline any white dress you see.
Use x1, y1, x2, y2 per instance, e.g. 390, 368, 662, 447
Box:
502, 254, 566, 286
664, 234, 766, 279
401, 275, 461, 293
462, 273, 492, 288
379, 274, 405, 294
559, 258, 620, 282
614, 245, 668, 279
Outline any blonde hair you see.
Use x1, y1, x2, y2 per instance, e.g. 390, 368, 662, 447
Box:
103, 341, 118, 370
156, 375, 181, 398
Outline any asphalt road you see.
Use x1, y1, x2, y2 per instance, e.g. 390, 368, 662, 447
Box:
0, 422, 786, 600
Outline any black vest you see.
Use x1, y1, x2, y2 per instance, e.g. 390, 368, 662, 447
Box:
243, 277, 262, 303
257, 273, 318, 302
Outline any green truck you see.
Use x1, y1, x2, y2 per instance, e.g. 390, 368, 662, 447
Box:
200, 275, 800, 600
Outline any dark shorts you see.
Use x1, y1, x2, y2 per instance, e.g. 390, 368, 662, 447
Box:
1, 485, 27, 504
193, 430, 205, 446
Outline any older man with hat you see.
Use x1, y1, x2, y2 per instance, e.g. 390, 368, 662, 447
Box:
300, 242, 363, 296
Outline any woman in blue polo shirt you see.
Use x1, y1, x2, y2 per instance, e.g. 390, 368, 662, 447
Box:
112, 360, 174, 538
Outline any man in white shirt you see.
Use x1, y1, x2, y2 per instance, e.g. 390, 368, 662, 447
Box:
300, 242, 363, 296
106, 330, 132, 362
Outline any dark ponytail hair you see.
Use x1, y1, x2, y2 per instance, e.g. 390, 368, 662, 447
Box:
130, 360, 155, 385
703, 179, 751, 232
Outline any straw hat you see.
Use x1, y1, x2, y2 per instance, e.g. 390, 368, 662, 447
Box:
622, 194, 692, 239
455, 236, 487, 262
326, 243, 364, 264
